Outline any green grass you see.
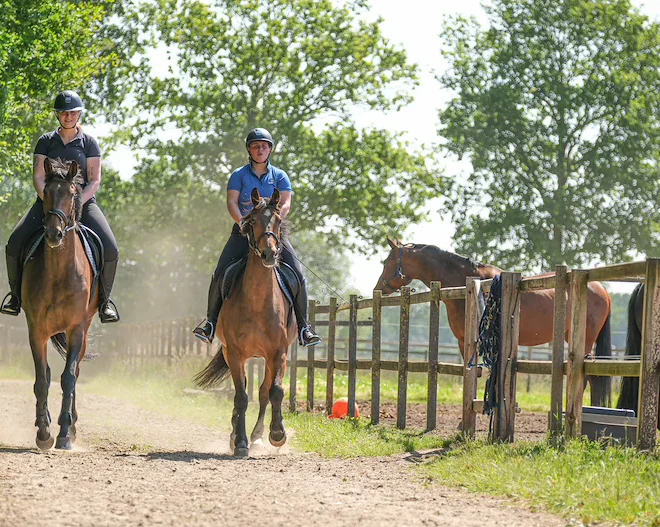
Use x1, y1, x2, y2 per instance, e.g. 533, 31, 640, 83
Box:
422, 439, 660, 526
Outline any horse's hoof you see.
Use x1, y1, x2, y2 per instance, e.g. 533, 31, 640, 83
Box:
269, 431, 287, 447
36, 434, 54, 450
234, 446, 249, 458
55, 436, 72, 450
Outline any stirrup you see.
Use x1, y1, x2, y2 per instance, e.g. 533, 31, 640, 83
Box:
0, 292, 21, 316
193, 319, 215, 344
300, 326, 322, 347
99, 299, 120, 323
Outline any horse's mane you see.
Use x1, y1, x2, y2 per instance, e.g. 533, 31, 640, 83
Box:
411, 243, 491, 273
45, 158, 84, 221
241, 198, 291, 240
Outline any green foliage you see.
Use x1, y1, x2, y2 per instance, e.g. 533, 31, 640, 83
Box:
424, 439, 660, 526
439, 0, 660, 270
115, 0, 443, 254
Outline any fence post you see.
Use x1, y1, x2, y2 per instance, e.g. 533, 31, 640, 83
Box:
326, 297, 337, 415
371, 290, 382, 424
637, 258, 660, 450
426, 281, 441, 431
288, 340, 298, 412
550, 265, 568, 439
493, 272, 521, 442
348, 295, 358, 418
565, 269, 589, 439
306, 300, 316, 412
397, 286, 411, 429
463, 277, 481, 438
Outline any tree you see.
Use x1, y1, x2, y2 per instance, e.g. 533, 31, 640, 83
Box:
438, 0, 660, 270
0, 0, 141, 238
113, 0, 443, 252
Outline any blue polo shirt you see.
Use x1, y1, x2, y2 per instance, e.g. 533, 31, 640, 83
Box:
227, 163, 293, 217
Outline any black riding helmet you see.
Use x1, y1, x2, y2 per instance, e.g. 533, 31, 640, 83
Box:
54, 90, 84, 112
245, 128, 274, 164
245, 128, 274, 149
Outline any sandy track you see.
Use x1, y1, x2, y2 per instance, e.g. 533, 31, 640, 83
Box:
0, 380, 564, 527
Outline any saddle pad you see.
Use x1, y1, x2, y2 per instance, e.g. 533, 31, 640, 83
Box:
221, 257, 300, 326
22, 225, 103, 278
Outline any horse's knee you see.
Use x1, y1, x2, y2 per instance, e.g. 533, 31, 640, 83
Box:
234, 389, 248, 411
269, 384, 284, 405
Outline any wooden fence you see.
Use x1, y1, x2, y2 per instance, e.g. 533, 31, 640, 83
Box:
292, 259, 660, 450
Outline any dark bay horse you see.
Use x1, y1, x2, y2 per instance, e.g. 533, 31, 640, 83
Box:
195, 188, 297, 457
617, 284, 660, 427
23, 158, 99, 450
375, 238, 613, 407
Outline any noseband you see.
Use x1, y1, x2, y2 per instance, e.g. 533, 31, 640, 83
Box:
46, 207, 76, 234
380, 246, 407, 291
246, 222, 281, 259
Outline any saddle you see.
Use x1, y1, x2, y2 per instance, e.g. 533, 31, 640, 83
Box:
221, 256, 301, 326
22, 225, 104, 287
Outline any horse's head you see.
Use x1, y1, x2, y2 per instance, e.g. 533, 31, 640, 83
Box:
42, 158, 84, 248
374, 237, 414, 295
240, 188, 286, 268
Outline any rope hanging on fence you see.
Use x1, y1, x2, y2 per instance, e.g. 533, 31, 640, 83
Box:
476, 274, 502, 418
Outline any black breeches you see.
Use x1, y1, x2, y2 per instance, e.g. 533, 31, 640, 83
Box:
212, 224, 249, 280
5, 198, 119, 263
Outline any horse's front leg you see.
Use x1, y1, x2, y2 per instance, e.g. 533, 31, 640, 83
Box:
250, 361, 273, 445
30, 333, 54, 450
229, 354, 249, 457
56, 328, 85, 450
269, 348, 288, 447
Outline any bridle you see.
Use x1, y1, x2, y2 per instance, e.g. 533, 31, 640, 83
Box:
46, 206, 76, 235
244, 215, 282, 260
380, 245, 408, 292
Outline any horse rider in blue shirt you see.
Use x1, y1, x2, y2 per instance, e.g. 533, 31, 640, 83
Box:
193, 128, 322, 347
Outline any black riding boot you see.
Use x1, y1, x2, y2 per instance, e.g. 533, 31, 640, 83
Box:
0, 255, 21, 316
99, 258, 120, 323
294, 280, 322, 347
193, 273, 223, 344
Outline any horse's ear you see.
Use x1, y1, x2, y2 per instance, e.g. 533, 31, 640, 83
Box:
251, 188, 261, 205
44, 158, 53, 176
387, 237, 398, 250
66, 161, 79, 181
269, 189, 280, 208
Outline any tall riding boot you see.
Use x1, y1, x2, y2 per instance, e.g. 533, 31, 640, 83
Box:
193, 273, 223, 344
294, 279, 322, 347
99, 258, 120, 323
1, 254, 22, 316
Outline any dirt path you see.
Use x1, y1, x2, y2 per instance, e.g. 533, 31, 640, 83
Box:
0, 380, 565, 527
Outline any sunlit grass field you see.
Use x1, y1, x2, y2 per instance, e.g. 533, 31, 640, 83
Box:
2, 353, 658, 525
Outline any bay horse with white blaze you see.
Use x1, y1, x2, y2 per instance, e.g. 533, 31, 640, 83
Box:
23, 158, 99, 450
195, 188, 296, 457
375, 239, 613, 407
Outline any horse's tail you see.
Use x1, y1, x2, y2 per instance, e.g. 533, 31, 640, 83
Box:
617, 283, 643, 412
591, 311, 612, 407
194, 345, 230, 388
50, 333, 68, 361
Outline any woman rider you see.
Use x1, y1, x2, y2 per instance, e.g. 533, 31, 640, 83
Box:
193, 127, 321, 347
0, 90, 120, 323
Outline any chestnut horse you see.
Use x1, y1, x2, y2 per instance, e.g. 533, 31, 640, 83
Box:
617, 284, 660, 427
375, 239, 613, 407
195, 188, 296, 457
23, 158, 99, 450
